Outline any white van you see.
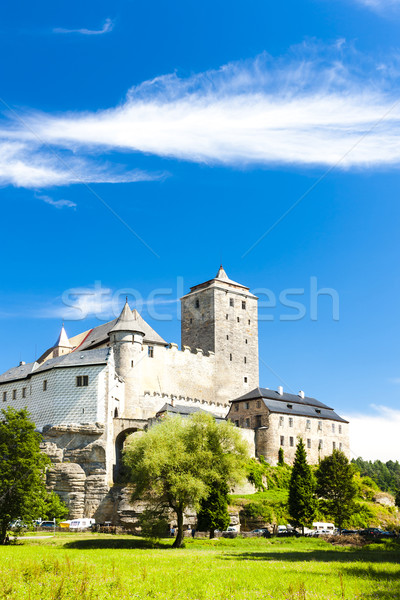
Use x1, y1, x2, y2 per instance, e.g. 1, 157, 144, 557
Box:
69, 518, 95, 530
312, 522, 335, 535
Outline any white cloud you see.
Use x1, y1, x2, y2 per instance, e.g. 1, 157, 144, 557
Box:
4, 44, 400, 187
36, 193, 77, 209
353, 0, 400, 8
0, 140, 162, 188
344, 405, 400, 461
53, 18, 114, 36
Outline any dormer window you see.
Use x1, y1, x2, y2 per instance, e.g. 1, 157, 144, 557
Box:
315, 409, 321, 414
287, 404, 293, 409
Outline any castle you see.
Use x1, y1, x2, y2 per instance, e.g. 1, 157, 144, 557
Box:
0, 267, 349, 522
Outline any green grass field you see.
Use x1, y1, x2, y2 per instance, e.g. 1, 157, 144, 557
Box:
0, 533, 399, 599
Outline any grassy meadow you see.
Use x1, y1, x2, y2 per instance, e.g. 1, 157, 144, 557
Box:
0, 533, 399, 599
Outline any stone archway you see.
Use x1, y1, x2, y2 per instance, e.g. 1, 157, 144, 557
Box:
113, 418, 147, 483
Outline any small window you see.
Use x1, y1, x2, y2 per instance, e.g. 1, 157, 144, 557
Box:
333, 441, 336, 450
234, 404, 239, 412
280, 435, 285, 446
244, 376, 248, 383
195, 299, 200, 309
307, 439, 311, 449
256, 400, 261, 408
237, 317, 240, 323
131, 360, 134, 367
279, 416, 284, 426
245, 338, 248, 344
12, 389, 17, 400
290, 436, 294, 447
339, 425, 342, 434
229, 353, 232, 361
230, 298, 234, 307
43, 380, 47, 391
244, 356, 247, 364
114, 407, 119, 418
248, 319, 250, 325
226, 335, 229, 340
2, 391, 7, 402
76, 376, 89, 387
234, 420, 239, 427
339, 442, 343, 451
318, 439, 323, 450
148, 346, 154, 358
190, 318, 192, 324
242, 301, 246, 310
226, 314, 228, 320
289, 417, 293, 427
245, 418, 250, 428
318, 421, 322, 431
255, 415, 262, 428
306, 419, 311, 430
332, 423, 335, 433
22, 387, 26, 398
245, 402, 250, 410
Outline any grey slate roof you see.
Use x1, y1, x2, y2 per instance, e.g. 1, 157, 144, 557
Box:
75, 311, 166, 351
231, 387, 348, 423
109, 302, 145, 335
0, 349, 110, 383
0, 361, 38, 383
156, 403, 225, 422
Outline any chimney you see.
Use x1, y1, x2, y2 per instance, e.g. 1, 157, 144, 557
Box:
19, 361, 25, 366
298, 390, 305, 399
170, 398, 174, 407
277, 386, 283, 396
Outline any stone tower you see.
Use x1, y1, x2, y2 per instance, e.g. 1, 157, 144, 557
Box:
109, 300, 145, 418
180, 266, 259, 404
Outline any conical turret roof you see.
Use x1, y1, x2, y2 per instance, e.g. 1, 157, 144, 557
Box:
54, 325, 72, 349
108, 300, 145, 335
216, 265, 229, 280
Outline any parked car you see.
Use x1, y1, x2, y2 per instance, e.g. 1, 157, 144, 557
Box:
340, 529, 359, 535
39, 521, 56, 528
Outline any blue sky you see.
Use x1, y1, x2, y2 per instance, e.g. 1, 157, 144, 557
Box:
1, 0, 400, 460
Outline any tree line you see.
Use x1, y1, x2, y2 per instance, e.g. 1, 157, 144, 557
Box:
352, 457, 400, 493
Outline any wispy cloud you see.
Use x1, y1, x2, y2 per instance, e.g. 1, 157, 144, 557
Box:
352, 0, 400, 9
53, 18, 114, 36
344, 404, 400, 461
3, 42, 400, 187
35, 193, 77, 209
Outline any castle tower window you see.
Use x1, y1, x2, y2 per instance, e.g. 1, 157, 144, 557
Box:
332, 441, 336, 450
76, 376, 89, 387
230, 298, 234, 307
256, 400, 261, 408
190, 318, 192, 324
226, 335, 229, 340
2, 391, 7, 402
332, 423, 335, 433
307, 439, 311, 449
131, 361, 134, 367
43, 380, 47, 391
234, 404, 239, 412
289, 417, 293, 427
279, 416, 284, 426
245, 339, 248, 344
255, 415, 261, 428
248, 319, 250, 325
237, 317, 240, 323
306, 419, 311, 430
195, 299, 200, 309
244, 377, 248, 383
290, 436, 294, 447
114, 408, 119, 418
318, 421, 322, 431
229, 353, 232, 361
226, 314, 228, 320
280, 436, 285, 446
12, 390, 16, 400
245, 402, 250, 410
242, 301, 246, 309
148, 346, 154, 358
245, 418, 250, 427
339, 442, 343, 451
339, 425, 342, 434
22, 387, 26, 398
244, 357, 247, 364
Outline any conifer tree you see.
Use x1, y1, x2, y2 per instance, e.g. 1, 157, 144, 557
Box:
288, 438, 317, 534
197, 480, 230, 538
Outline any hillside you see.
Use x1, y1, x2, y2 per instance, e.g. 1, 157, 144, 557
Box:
230, 459, 400, 531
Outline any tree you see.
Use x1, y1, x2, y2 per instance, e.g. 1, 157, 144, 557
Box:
278, 447, 285, 466
288, 438, 318, 534
395, 489, 400, 509
123, 412, 249, 548
0, 408, 51, 543
197, 479, 230, 538
42, 491, 69, 522
316, 450, 358, 532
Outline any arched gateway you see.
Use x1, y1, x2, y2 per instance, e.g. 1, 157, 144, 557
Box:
113, 418, 148, 482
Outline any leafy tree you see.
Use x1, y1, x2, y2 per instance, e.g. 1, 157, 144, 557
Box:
316, 450, 358, 532
124, 412, 249, 548
278, 447, 285, 466
0, 408, 51, 543
395, 489, 400, 509
352, 457, 400, 493
197, 480, 230, 538
288, 438, 317, 534
42, 491, 69, 522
